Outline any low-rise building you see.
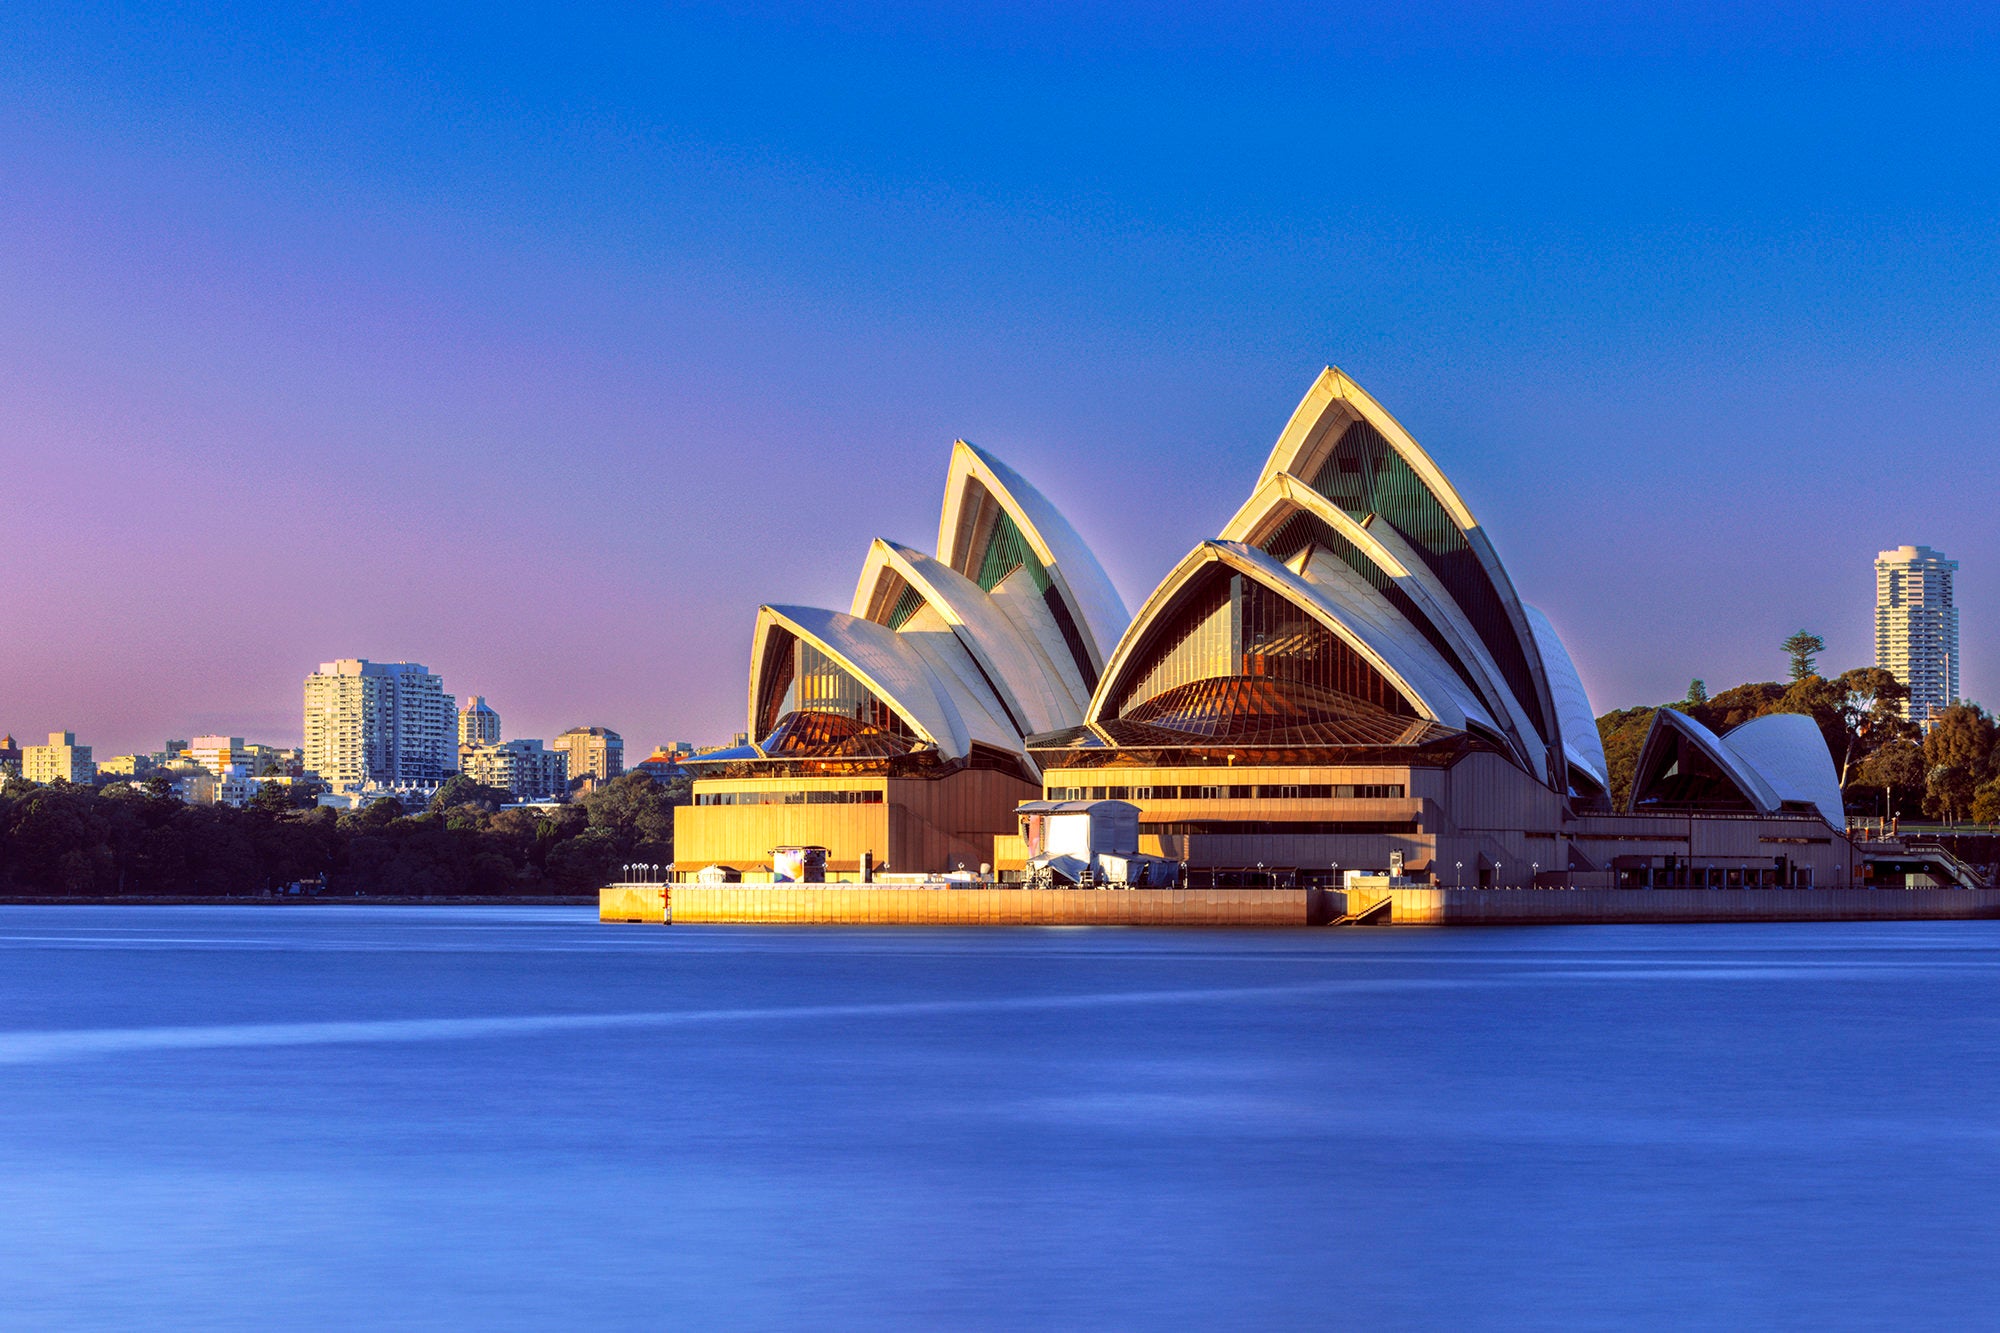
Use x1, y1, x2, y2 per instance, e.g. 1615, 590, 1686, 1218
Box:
190, 736, 250, 777
98, 754, 157, 778
174, 770, 218, 805
23, 732, 95, 785
636, 748, 692, 781
461, 739, 569, 800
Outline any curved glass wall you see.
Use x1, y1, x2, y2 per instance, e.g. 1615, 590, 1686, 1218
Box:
1305, 417, 1549, 741
1257, 506, 1499, 728
1629, 727, 1758, 814
754, 629, 919, 754
1104, 567, 1423, 746
863, 569, 928, 630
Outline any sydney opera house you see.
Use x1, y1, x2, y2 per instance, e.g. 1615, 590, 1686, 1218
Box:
675, 369, 1853, 890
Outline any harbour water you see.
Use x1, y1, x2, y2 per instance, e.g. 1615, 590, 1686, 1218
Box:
2, 906, 1997, 1328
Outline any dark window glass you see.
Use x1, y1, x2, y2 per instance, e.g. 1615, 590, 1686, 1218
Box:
1106, 568, 1437, 747
1258, 507, 1498, 734
1304, 417, 1549, 741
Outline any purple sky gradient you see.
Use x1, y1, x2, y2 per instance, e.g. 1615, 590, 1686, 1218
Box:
4, 3, 1999, 756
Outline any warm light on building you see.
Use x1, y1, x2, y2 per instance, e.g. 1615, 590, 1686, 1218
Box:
552, 726, 623, 790
23, 731, 96, 785
302, 659, 457, 792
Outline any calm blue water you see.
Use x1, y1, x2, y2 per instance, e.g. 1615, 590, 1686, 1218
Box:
0, 907, 1997, 1329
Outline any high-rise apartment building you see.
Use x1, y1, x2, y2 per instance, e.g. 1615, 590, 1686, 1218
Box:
23, 731, 95, 784
552, 726, 623, 790
1876, 544, 1960, 725
459, 696, 501, 747
302, 659, 457, 790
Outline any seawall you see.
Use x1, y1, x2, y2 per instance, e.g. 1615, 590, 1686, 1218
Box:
1363, 886, 2000, 925
601, 883, 2000, 927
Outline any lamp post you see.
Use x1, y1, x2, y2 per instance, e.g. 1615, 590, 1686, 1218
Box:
1532, 861, 1540, 887
1496, 861, 1504, 888
1330, 861, 1339, 889
1257, 860, 1266, 889
1455, 861, 1463, 888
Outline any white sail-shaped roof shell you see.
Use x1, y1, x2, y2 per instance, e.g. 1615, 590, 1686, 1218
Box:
746, 605, 1023, 766
1249, 368, 1563, 785
1629, 707, 1842, 829
1220, 471, 1545, 773
1722, 713, 1845, 829
936, 440, 1129, 687
849, 539, 1086, 735
1524, 605, 1609, 793
1629, 708, 1784, 815
1088, 540, 1498, 735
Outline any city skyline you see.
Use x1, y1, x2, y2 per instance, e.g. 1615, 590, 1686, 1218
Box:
5, 4, 2000, 755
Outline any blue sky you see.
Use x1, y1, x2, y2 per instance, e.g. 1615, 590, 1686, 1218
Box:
3, 2, 1998, 752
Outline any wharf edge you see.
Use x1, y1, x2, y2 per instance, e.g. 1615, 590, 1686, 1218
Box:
600, 884, 2000, 927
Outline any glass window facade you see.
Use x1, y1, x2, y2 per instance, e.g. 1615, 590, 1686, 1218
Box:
1304, 416, 1550, 742
864, 570, 928, 631
1103, 567, 1423, 746
1044, 783, 1404, 801
1629, 728, 1758, 814
693, 790, 885, 806
754, 628, 919, 758
1258, 506, 1500, 730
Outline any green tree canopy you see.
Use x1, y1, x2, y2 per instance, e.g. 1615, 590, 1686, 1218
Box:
1782, 630, 1827, 682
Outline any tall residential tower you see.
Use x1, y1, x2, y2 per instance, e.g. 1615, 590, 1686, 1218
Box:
1875, 544, 1959, 725
303, 659, 457, 790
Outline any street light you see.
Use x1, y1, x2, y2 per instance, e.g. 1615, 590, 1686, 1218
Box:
1455, 861, 1463, 888
1532, 861, 1540, 886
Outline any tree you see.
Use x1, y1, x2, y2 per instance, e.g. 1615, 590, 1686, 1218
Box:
1927, 765, 1979, 825
1914, 702, 1996, 827
1686, 681, 1786, 733
1972, 777, 2000, 827
1782, 630, 1826, 682
1685, 678, 1708, 706
1857, 740, 1927, 819
1923, 702, 1995, 775
1597, 706, 1658, 810
428, 772, 514, 814
249, 781, 306, 815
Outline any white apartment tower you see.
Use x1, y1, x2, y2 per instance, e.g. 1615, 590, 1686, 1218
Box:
459, 696, 501, 747
1875, 545, 1960, 725
303, 659, 457, 789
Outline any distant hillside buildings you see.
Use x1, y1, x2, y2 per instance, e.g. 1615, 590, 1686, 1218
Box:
461, 738, 569, 800
2, 662, 659, 810
1875, 545, 1960, 725
552, 726, 623, 791
458, 696, 501, 747
303, 659, 456, 792
22, 732, 93, 785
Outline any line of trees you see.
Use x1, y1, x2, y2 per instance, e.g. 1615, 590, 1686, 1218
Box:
0, 770, 689, 897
